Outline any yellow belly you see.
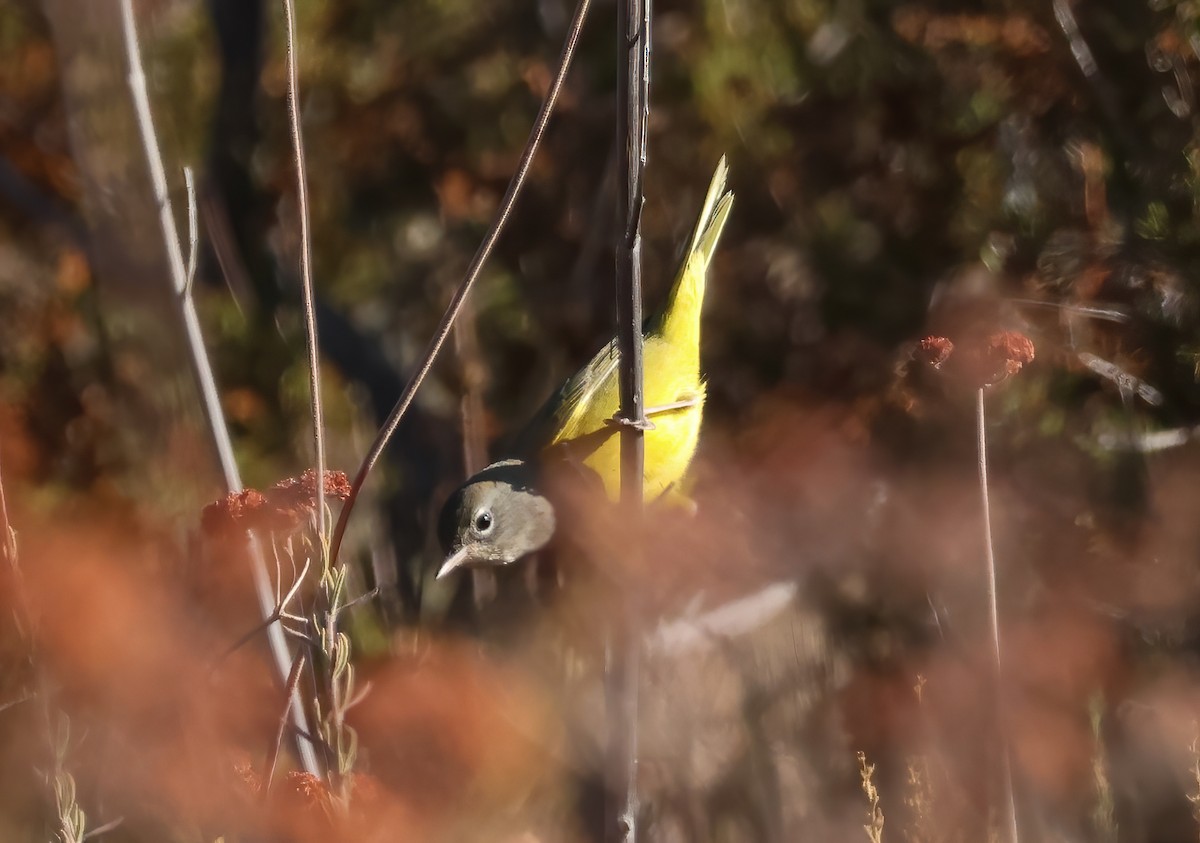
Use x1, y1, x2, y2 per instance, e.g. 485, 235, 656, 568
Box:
546, 337, 704, 502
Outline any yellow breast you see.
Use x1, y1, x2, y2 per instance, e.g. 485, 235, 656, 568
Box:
546, 336, 705, 502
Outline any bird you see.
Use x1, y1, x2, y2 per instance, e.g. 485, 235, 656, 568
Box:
437, 157, 734, 580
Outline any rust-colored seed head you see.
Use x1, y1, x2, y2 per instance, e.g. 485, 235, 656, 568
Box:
914, 335, 955, 368
284, 771, 331, 809
201, 489, 268, 537
233, 759, 263, 796
988, 330, 1035, 367
982, 331, 1035, 385
269, 468, 352, 504
201, 470, 351, 537
265, 469, 352, 530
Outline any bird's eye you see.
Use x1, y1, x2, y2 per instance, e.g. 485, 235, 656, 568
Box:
474, 510, 494, 533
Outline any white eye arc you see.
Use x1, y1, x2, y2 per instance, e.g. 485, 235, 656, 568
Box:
474, 509, 494, 534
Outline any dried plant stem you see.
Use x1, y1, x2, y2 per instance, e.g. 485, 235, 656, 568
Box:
274, 1, 348, 791
857, 751, 885, 843
264, 651, 308, 794
312, 556, 358, 801
328, 0, 595, 568
1089, 696, 1117, 842
280, 0, 327, 540
976, 388, 1019, 843
1187, 726, 1200, 842
453, 300, 497, 608
607, 0, 651, 838
117, 0, 320, 776
182, 165, 198, 299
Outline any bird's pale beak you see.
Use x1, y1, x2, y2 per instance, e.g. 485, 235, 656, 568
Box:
436, 545, 474, 580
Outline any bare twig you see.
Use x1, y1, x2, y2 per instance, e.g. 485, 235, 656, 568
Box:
341, 586, 380, 614
280, 0, 328, 542
453, 298, 498, 608
117, 0, 320, 776
1077, 353, 1163, 406
608, 0, 651, 838
1006, 298, 1128, 324
0, 412, 12, 568
976, 388, 1019, 843
182, 166, 198, 300
213, 549, 313, 665
0, 692, 34, 716
1051, 0, 1137, 159
1052, 0, 1098, 81
81, 817, 125, 840
328, 0, 595, 568
263, 651, 308, 794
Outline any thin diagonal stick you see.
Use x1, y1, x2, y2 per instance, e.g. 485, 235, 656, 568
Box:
263, 651, 308, 794
117, 0, 320, 776
280, 0, 327, 542
977, 388, 1019, 843
182, 166, 198, 299
328, 0, 594, 567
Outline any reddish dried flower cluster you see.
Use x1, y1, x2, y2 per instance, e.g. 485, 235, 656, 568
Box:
201, 469, 351, 537
233, 759, 262, 796
266, 469, 353, 529
981, 331, 1036, 384
913, 331, 1036, 389
230, 759, 389, 832
914, 335, 954, 368
283, 771, 332, 812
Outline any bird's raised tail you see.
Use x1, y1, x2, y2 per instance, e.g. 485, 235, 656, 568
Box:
656, 156, 734, 347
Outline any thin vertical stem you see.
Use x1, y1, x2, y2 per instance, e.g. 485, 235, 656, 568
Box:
976, 388, 1019, 843
280, 0, 327, 543
453, 300, 498, 609
610, 0, 651, 838
117, 0, 320, 776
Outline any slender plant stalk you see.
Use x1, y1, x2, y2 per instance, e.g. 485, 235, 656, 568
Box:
608, 0, 651, 839
453, 300, 498, 608
263, 651, 308, 794
280, 0, 327, 541
328, 0, 595, 569
277, 1, 353, 791
183, 166, 198, 299
117, 0, 320, 776
976, 387, 1019, 843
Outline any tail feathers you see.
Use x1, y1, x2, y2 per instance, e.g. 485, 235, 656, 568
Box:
684, 155, 734, 268
659, 157, 734, 342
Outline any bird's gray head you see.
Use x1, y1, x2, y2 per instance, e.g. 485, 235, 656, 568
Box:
436, 459, 556, 579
